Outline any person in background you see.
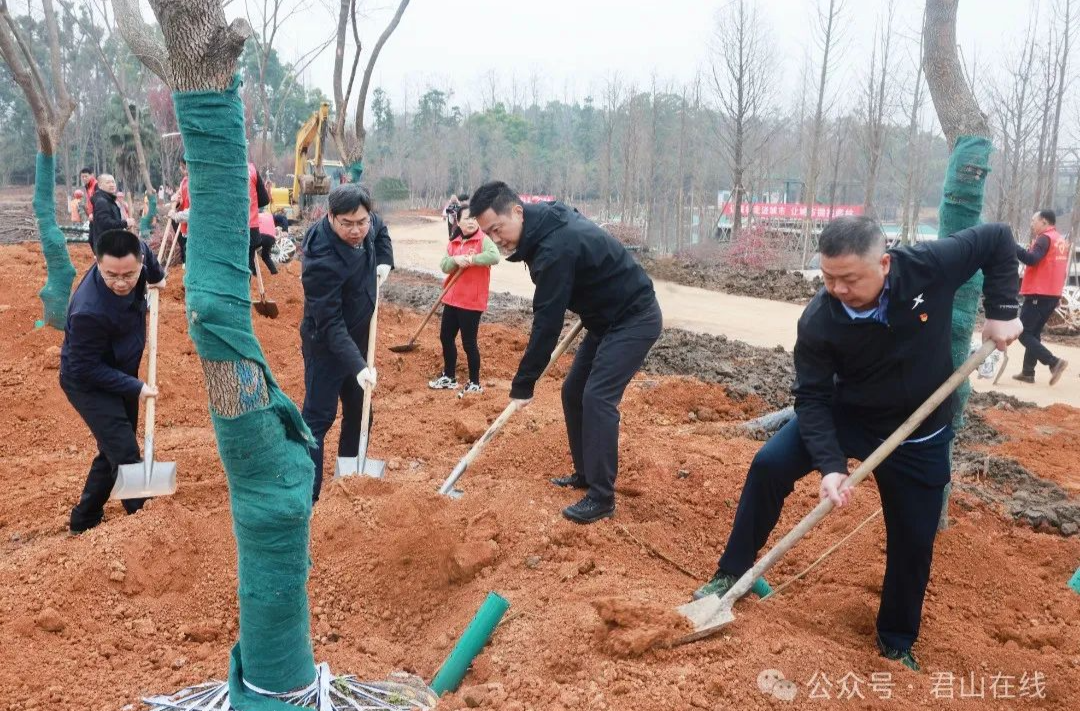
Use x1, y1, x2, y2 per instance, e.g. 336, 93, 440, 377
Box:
89, 174, 136, 253
70, 189, 87, 224
1013, 209, 1070, 385
79, 167, 97, 219
429, 205, 500, 395
247, 163, 276, 275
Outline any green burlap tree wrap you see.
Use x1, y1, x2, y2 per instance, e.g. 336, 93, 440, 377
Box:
34, 152, 76, 330
939, 135, 993, 526
346, 161, 363, 184
174, 76, 317, 709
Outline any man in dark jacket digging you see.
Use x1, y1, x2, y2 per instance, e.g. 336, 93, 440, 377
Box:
470, 181, 663, 524
60, 229, 165, 533
691, 216, 1022, 671
300, 183, 393, 503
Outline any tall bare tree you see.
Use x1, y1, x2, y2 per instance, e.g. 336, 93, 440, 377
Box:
709, 0, 779, 241
860, 0, 897, 218
900, 36, 929, 244
923, 0, 993, 531
800, 0, 845, 266
0, 0, 78, 327
329, 0, 411, 179
1043, 0, 1074, 206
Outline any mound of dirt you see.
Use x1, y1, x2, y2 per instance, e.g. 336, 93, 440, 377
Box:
642, 255, 821, 304
591, 597, 691, 658
0, 241, 1078, 710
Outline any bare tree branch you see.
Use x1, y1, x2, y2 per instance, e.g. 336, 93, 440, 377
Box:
922, 0, 990, 145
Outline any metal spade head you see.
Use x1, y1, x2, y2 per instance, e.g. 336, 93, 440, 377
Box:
112, 459, 178, 500
334, 455, 386, 479
254, 298, 279, 319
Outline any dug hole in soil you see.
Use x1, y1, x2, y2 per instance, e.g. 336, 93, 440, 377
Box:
0, 239, 1078, 711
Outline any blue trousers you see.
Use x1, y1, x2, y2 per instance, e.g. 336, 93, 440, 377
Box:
718, 416, 951, 651
301, 339, 371, 503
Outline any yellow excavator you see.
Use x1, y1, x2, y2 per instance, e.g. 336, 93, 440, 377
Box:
270, 101, 344, 222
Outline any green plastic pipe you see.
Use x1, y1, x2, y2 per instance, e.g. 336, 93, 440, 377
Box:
430, 592, 510, 696
1070, 566, 1080, 595
751, 577, 772, 598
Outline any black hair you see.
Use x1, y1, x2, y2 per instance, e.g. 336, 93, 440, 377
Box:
95, 229, 143, 260
818, 216, 886, 258
80, 167, 93, 175
328, 183, 374, 217
1037, 209, 1056, 225
457, 192, 470, 202
469, 181, 522, 217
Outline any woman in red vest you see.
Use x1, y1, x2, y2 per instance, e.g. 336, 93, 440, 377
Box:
429, 205, 501, 395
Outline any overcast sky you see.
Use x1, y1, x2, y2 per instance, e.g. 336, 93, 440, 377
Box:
243, 0, 1043, 131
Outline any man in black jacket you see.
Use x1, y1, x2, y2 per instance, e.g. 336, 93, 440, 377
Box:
60, 229, 165, 533
300, 184, 393, 502
691, 216, 1022, 670
88, 174, 135, 252
471, 181, 663, 524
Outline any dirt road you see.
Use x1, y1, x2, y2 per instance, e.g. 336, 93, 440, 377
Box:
392, 219, 1080, 409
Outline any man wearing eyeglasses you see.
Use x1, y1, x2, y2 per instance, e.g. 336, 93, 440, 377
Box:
299, 183, 393, 502
60, 229, 166, 533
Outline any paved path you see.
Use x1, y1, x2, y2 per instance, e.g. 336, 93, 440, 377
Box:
390, 220, 1080, 409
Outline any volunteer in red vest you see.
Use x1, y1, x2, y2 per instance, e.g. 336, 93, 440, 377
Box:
1014, 209, 1069, 385
247, 162, 275, 275
79, 167, 97, 219
429, 204, 500, 395
168, 158, 191, 266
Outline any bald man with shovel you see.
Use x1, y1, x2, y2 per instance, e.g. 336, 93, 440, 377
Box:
691, 217, 1022, 671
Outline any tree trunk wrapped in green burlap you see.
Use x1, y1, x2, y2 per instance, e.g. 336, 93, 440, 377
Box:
938, 135, 993, 528
34, 152, 76, 329
174, 76, 317, 709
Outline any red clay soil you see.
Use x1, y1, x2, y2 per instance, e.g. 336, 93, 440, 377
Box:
0, 241, 1078, 711
981, 404, 1080, 496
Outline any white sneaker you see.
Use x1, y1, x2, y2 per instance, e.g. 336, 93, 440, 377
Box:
428, 374, 459, 390
457, 381, 484, 398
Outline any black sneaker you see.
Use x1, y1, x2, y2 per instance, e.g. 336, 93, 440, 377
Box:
562, 496, 615, 524
1050, 359, 1069, 386
550, 472, 589, 489
878, 636, 921, 672
1012, 372, 1035, 384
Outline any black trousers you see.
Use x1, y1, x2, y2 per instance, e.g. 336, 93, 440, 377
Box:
562, 300, 663, 505
249, 227, 277, 275
61, 378, 146, 532
440, 304, 483, 383
717, 416, 950, 651
301, 336, 372, 503
1019, 295, 1060, 374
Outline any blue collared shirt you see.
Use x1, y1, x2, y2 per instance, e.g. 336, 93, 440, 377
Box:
840, 283, 890, 325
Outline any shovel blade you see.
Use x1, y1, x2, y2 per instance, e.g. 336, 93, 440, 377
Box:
388, 342, 419, 353
254, 299, 279, 319
673, 595, 737, 645
111, 461, 178, 500
334, 456, 386, 479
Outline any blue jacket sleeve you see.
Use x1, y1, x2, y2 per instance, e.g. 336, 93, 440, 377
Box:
301, 259, 367, 375
792, 317, 847, 476
1015, 234, 1050, 267
65, 313, 144, 396
511, 243, 575, 399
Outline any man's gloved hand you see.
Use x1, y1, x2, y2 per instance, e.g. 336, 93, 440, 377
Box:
376, 264, 391, 283
356, 367, 377, 391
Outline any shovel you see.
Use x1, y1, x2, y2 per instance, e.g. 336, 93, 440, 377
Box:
111, 288, 178, 500
252, 255, 279, 319
389, 268, 466, 353
674, 340, 999, 645
156, 220, 175, 264
335, 276, 386, 479
992, 349, 1009, 386
438, 320, 584, 498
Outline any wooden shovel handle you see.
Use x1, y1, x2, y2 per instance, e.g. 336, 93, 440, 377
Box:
156, 219, 175, 263
718, 339, 998, 605
358, 277, 383, 454
438, 320, 584, 495
407, 268, 466, 344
